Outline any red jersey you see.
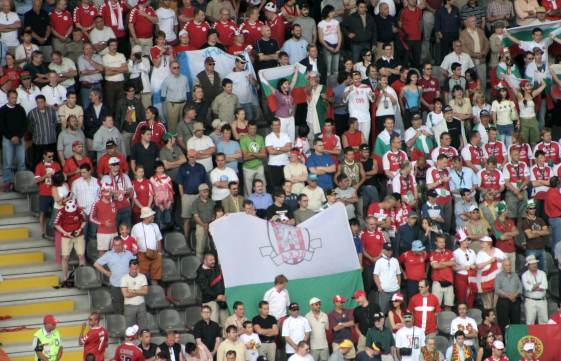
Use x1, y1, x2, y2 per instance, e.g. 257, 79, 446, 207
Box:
3, 67, 20, 90
426, 167, 451, 205
100, 1, 127, 38
477, 168, 504, 191
174, 44, 196, 56
268, 15, 286, 47
227, 43, 245, 55
90, 199, 117, 234
461, 144, 487, 168
240, 20, 264, 47
543, 0, 561, 20
120, 235, 139, 255
400, 7, 422, 40
343, 130, 363, 160
484, 141, 507, 165
399, 250, 428, 281
494, 219, 516, 253
55, 208, 86, 234
430, 146, 458, 163
382, 150, 408, 173
531, 164, 552, 199
132, 178, 153, 211
128, 6, 157, 39
548, 311, 561, 324
360, 228, 385, 266
418, 76, 439, 111
430, 249, 454, 283
509, 143, 532, 166
367, 202, 391, 218
184, 20, 211, 49
408, 293, 441, 334
63, 156, 94, 186
97, 153, 128, 176
534, 141, 560, 165
132, 120, 166, 148
49, 10, 73, 37
35, 161, 62, 196
214, 19, 238, 47
73, 4, 98, 31
113, 342, 145, 361
484, 356, 508, 361
179, 6, 195, 27
503, 161, 529, 185
82, 326, 108, 361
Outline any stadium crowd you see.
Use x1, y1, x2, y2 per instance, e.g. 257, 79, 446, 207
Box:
6, 0, 561, 359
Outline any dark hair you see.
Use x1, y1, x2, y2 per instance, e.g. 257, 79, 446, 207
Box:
258, 300, 269, 308
225, 325, 238, 333
532, 27, 543, 34
146, 106, 159, 118
215, 152, 226, 160
535, 150, 545, 158
185, 342, 197, 354
406, 70, 419, 84
107, 38, 118, 47
321, 5, 334, 19
274, 274, 288, 284
52, 172, 65, 187
7, 89, 16, 97
140, 127, 151, 135
153, 161, 164, 171
222, 78, 233, 87
298, 124, 310, 137
79, 163, 92, 172
277, 78, 289, 93
451, 62, 462, 72
35, 94, 46, 102
465, 68, 478, 81
297, 193, 308, 202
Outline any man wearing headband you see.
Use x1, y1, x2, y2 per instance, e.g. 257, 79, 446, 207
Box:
394, 312, 424, 361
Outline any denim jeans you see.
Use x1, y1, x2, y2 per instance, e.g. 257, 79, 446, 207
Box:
526, 248, 546, 271
2, 136, 26, 185
496, 123, 514, 147
155, 207, 172, 229
360, 185, 379, 213
549, 217, 561, 254
240, 102, 255, 122
351, 42, 370, 63
323, 47, 340, 76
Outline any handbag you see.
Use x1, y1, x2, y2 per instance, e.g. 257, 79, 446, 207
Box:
142, 223, 159, 260
400, 325, 415, 356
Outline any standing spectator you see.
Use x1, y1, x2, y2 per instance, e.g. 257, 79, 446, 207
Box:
40, 71, 67, 107
353, 290, 380, 352
476, 236, 506, 309
131, 165, 153, 224
54, 198, 86, 284
79, 312, 108, 361
196, 252, 228, 325
159, 132, 186, 180
73, 0, 97, 36
132, 106, 167, 149
49, 51, 77, 92
217, 327, 245, 361
399, 240, 428, 300
196, 57, 222, 105
264, 2, 286, 47
97, 140, 127, 176
408, 279, 440, 336
450, 303, 478, 347
128, 0, 157, 56
522, 254, 548, 325
192, 184, 215, 260
128, 45, 152, 108
294, 4, 316, 46
459, 16, 489, 89
305, 298, 329, 361
187, 122, 215, 173
35, 149, 61, 236
121, 258, 149, 327
71, 164, 99, 243
24, 51, 49, 87
211, 79, 240, 125
341, 0, 375, 63
0, 90, 27, 191
306, 139, 336, 191
240, 121, 267, 196
23, 0, 51, 60
131, 207, 163, 285
478, 309, 502, 345
328, 295, 355, 359
58, 92, 84, 130
210, 153, 238, 202
177, 150, 207, 240
434, 0, 461, 64
33, 315, 63, 361
150, 161, 174, 229
115, 84, 145, 156
317, 5, 342, 76
266, 119, 292, 190
29, 94, 58, 165
281, 24, 308, 65
225, 56, 257, 122
159, 330, 185, 361
263, 274, 290, 320
94, 238, 135, 314
89, 16, 116, 55
161, 61, 188, 132
445, 331, 473, 361
16, 71, 41, 114
78, 47, 104, 109
49, 0, 72, 54
374, 243, 401, 314
101, 156, 134, 228
254, 25, 279, 72
430, 235, 455, 310
252, 301, 278, 361
193, 305, 222, 355
344, 71, 373, 141
394, 313, 425, 361
90, 183, 118, 255
0, 0, 21, 52
100, 0, 127, 54
494, 258, 522, 332
224, 302, 248, 335
93, 115, 126, 160
131, 127, 160, 179
282, 303, 312, 359
102, 39, 127, 113
400, 0, 423, 68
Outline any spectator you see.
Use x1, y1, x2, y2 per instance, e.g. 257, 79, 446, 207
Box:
58, 92, 84, 130
150, 161, 174, 229
131, 126, 160, 179
71, 163, 99, 242
374, 243, 401, 314
33, 315, 63, 361
478, 309, 502, 345
450, 303, 478, 347
187, 122, 215, 173
16, 71, 41, 114
160, 330, 185, 361
252, 301, 278, 361
94, 238, 135, 314
79, 312, 108, 361
131, 207, 163, 285
0, 89, 27, 191
121, 258, 148, 328
248, 179, 273, 218
494, 258, 522, 332
192, 183, 215, 259
102, 38, 127, 113
217, 326, 245, 361
161, 61, 188, 133
193, 305, 222, 355
282, 24, 308, 65
177, 149, 207, 240
139, 329, 161, 360
429, 234, 456, 310
445, 331, 473, 361
408, 279, 440, 336
283, 303, 312, 359
115, 84, 146, 155
93, 115, 126, 160
399, 0, 423, 68
522, 254, 548, 325
394, 312, 424, 361
343, 71, 373, 141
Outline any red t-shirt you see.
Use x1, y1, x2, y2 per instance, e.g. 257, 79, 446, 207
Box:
184, 20, 211, 49
55, 208, 86, 234
430, 249, 454, 283
120, 235, 139, 255
3, 67, 20, 90
49, 10, 73, 37
90, 199, 117, 234
113, 342, 145, 361
240, 20, 264, 48
360, 228, 385, 266
179, 6, 195, 27
128, 6, 156, 39
132, 120, 166, 148
268, 15, 286, 47
174, 44, 196, 56
63, 156, 94, 187
100, 1, 127, 38
132, 178, 153, 211
227, 43, 245, 55
73, 5, 98, 30
400, 7, 422, 40
215, 19, 238, 47
82, 326, 108, 361
399, 251, 428, 281
97, 153, 128, 177
418, 76, 439, 110
494, 219, 516, 253
408, 293, 441, 334
35, 161, 62, 196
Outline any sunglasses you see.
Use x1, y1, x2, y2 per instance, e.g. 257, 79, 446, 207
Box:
207, 63, 216, 66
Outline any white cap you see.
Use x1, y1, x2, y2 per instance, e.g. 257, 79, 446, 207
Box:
467, 204, 479, 212
179, 29, 188, 37
523, 342, 535, 352
493, 340, 504, 350
108, 157, 120, 165
480, 236, 493, 243
125, 325, 139, 337
264, 2, 277, 12
309, 297, 321, 305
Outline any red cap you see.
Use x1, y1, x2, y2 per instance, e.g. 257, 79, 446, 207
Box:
72, 140, 83, 147
138, 0, 148, 4
352, 290, 366, 299
332, 295, 347, 303
43, 314, 57, 325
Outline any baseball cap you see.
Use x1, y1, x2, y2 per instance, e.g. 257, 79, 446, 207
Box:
391, 292, 404, 302
198, 183, 209, 192
497, 201, 507, 214
289, 302, 300, 311
443, 105, 453, 113
205, 56, 216, 65
131, 44, 142, 54
352, 290, 366, 299
383, 243, 393, 251
373, 312, 384, 321
72, 140, 83, 148
179, 29, 188, 38
523, 342, 535, 351
525, 254, 539, 266
43, 314, 57, 325
359, 143, 369, 151
106, 140, 117, 148
333, 295, 347, 303
480, 109, 490, 117
408, 210, 418, 218
162, 131, 177, 142
468, 204, 479, 212
427, 189, 438, 198
193, 122, 205, 131
480, 236, 493, 243
308, 173, 318, 182
339, 340, 353, 348
527, 199, 537, 209
493, 340, 504, 350
125, 325, 139, 338
108, 157, 120, 165
236, 55, 248, 64
264, 2, 277, 12
309, 297, 321, 305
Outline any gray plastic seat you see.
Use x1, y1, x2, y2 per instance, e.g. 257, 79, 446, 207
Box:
545, 252, 555, 275
106, 314, 127, 338
161, 258, 181, 283
165, 232, 191, 256
467, 308, 482, 325
437, 311, 457, 335
167, 282, 195, 307
184, 305, 202, 330
86, 240, 100, 264
90, 288, 114, 314
180, 255, 200, 281
14, 170, 38, 194
75, 265, 102, 289
146, 285, 170, 309
157, 309, 186, 332
434, 335, 450, 356
144, 312, 160, 333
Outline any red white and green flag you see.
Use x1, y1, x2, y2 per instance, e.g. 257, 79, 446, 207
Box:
502, 20, 561, 47
259, 64, 308, 113
506, 324, 561, 361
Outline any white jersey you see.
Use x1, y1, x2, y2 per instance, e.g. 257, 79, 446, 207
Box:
343, 84, 373, 123
394, 326, 425, 361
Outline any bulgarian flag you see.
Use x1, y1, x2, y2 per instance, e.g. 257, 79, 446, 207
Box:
502, 20, 561, 47
209, 203, 363, 316
259, 64, 308, 113
506, 324, 561, 361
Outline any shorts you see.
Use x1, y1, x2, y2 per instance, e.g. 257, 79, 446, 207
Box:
432, 281, 455, 306
39, 195, 54, 214
61, 235, 85, 256
181, 194, 198, 218
96, 233, 118, 251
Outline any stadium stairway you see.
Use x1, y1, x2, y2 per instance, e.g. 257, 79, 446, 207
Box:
0, 192, 120, 361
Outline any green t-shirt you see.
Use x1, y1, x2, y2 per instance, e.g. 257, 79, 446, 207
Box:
240, 134, 265, 169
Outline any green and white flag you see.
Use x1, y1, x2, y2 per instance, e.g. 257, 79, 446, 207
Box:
209, 203, 363, 316
502, 20, 561, 47
259, 64, 308, 113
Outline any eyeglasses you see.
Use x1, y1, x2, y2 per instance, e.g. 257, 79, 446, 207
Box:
207, 63, 216, 66
171, 66, 179, 69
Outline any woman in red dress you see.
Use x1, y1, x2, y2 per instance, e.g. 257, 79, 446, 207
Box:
388, 292, 405, 333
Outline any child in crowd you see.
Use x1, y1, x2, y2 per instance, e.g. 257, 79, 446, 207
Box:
150, 161, 174, 229
239, 321, 260, 361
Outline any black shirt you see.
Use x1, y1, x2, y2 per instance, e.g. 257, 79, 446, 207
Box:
361, 158, 376, 186
252, 314, 277, 343
374, 15, 396, 43
375, 57, 400, 84
24, 8, 51, 45
139, 342, 158, 359
356, 351, 382, 361
0, 104, 28, 139
353, 302, 381, 335
23, 62, 49, 87
131, 141, 160, 178
254, 38, 279, 71
193, 319, 221, 351
445, 118, 463, 149
266, 203, 294, 222
159, 342, 182, 361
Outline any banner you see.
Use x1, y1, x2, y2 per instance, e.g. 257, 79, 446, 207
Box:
502, 20, 561, 47
505, 324, 561, 361
209, 203, 363, 316
258, 64, 308, 112
175, 47, 257, 102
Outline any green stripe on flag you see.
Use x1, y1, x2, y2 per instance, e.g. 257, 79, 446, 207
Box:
225, 270, 363, 316
502, 21, 561, 47
506, 324, 561, 361
261, 72, 307, 97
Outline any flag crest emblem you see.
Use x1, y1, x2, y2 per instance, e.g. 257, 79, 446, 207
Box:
260, 222, 322, 266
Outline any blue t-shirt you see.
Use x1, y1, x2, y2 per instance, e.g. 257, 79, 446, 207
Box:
176, 162, 208, 194
217, 140, 241, 172
353, 235, 363, 254
306, 153, 335, 190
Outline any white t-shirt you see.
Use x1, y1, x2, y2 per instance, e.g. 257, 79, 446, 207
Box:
89, 26, 116, 55
156, 7, 178, 42
41, 85, 67, 107
263, 286, 290, 319
452, 248, 477, 276
209, 167, 239, 201
375, 86, 397, 117
0, 11, 20, 47
120, 272, 148, 305
239, 333, 261, 361
226, 70, 254, 104
281, 316, 312, 354
450, 317, 478, 346
15, 43, 38, 63
394, 326, 425, 361
373, 255, 401, 292
131, 222, 162, 251
265, 132, 291, 166
344, 84, 373, 123
187, 135, 215, 172
103, 52, 127, 82
287, 354, 315, 361
317, 18, 339, 45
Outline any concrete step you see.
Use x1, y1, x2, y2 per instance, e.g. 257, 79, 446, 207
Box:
0, 203, 15, 217
0, 274, 60, 293
0, 287, 88, 309
10, 350, 84, 361
0, 192, 29, 214
0, 299, 74, 318
0, 323, 83, 346
0, 238, 52, 252
0, 262, 60, 277
0, 311, 91, 329
0, 250, 44, 267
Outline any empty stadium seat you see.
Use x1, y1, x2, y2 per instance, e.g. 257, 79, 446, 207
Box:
434, 335, 450, 356
75, 265, 102, 289
545, 252, 556, 275
90, 288, 114, 314
145, 285, 171, 309
165, 232, 191, 256
180, 255, 200, 280
167, 282, 195, 307
184, 306, 202, 330
144, 312, 160, 333
162, 258, 181, 283
467, 308, 482, 324
437, 311, 457, 335
158, 309, 186, 332
106, 314, 127, 338
14, 170, 39, 214
86, 240, 99, 264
